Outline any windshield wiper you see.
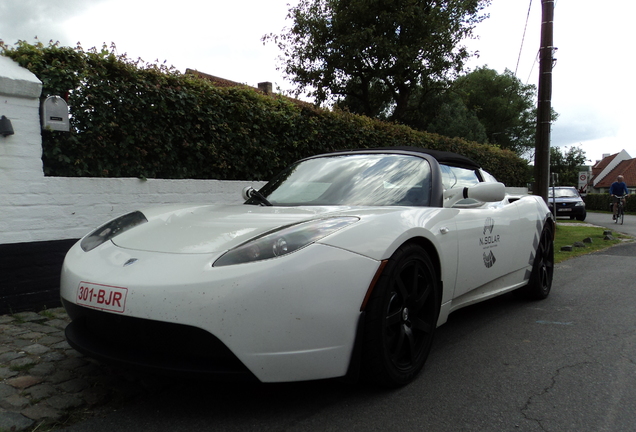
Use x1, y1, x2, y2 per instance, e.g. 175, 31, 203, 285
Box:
252, 189, 273, 206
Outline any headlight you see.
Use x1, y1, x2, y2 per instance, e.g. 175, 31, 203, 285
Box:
575, 201, 585, 207
80, 211, 148, 252
213, 217, 359, 267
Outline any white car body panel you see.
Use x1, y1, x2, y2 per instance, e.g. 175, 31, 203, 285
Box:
113, 205, 350, 254
62, 240, 379, 382
61, 194, 550, 382
59, 149, 553, 384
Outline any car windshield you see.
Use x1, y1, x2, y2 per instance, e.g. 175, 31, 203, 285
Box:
549, 188, 579, 198
250, 154, 432, 206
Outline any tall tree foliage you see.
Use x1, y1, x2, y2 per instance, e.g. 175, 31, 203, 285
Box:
550, 146, 587, 186
452, 67, 538, 155
413, 67, 540, 156
402, 86, 488, 143
265, 0, 491, 123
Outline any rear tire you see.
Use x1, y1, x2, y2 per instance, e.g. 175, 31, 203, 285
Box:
362, 244, 440, 387
521, 224, 554, 300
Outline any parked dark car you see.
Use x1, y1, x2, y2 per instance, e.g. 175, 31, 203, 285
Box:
548, 186, 586, 221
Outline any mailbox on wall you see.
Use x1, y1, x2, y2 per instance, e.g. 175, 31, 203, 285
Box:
41, 96, 70, 132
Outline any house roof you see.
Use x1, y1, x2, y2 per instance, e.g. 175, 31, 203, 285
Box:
185, 69, 253, 89
184, 69, 314, 109
591, 150, 634, 187
591, 153, 618, 178
594, 158, 636, 188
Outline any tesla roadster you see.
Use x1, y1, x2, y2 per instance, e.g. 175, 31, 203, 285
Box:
60, 147, 554, 387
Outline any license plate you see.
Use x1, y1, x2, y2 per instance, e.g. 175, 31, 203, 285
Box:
76, 282, 128, 313
560, 208, 572, 212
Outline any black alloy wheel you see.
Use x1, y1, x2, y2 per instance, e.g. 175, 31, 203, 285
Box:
362, 243, 440, 387
523, 224, 554, 300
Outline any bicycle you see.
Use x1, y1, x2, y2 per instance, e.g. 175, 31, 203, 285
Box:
612, 195, 625, 225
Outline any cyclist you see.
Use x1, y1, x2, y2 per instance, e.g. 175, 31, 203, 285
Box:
609, 175, 629, 220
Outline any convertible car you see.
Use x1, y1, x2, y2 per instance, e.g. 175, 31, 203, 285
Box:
60, 147, 554, 387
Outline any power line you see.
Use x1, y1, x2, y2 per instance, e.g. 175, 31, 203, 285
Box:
526, 51, 539, 85
515, 0, 534, 77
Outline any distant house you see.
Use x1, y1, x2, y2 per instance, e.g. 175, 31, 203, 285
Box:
588, 150, 636, 194
185, 69, 274, 94
184, 69, 313, 108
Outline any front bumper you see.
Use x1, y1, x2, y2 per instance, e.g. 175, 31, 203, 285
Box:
549, 204, 586, 218
60, 240, 379, 382
63, 300, 256, 380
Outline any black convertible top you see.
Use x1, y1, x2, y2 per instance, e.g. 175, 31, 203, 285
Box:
327, 146, 482, 170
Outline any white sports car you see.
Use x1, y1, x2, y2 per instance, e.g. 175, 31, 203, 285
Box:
60, 147, 554, 387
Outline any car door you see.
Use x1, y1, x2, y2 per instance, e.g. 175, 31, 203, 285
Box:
439, 164, 522, 299
452, 203, 520, 298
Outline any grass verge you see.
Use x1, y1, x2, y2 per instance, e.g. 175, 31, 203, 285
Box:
554, 223, 630, 263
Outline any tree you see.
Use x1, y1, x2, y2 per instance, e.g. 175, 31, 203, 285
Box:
421, 92, 488, 142
452, 67, 538, 155
550, 145, 587, 186
399, 67, 545, 158
265, 0, 491, 123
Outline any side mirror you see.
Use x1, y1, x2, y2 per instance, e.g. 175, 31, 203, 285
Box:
443, 182, 506, 208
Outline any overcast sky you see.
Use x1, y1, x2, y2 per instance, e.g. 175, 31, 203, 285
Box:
1, 0, 633, 165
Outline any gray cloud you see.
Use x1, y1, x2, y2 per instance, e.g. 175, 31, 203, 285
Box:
0, 0, 108, 45
551, 107, 621, 147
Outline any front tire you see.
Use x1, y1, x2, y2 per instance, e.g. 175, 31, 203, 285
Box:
362, 244, 440, 387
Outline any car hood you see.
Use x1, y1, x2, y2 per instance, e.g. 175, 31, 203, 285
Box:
110, 204, 395, 254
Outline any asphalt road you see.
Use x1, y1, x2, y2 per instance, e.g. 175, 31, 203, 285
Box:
583, 211, 636, 236
57, 241, 636, 432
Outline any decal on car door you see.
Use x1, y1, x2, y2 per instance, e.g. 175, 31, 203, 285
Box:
480, 217, 500, 268
453, 206, 518, 298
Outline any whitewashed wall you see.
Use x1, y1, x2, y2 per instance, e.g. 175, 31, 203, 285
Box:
1, 177, 264, 244
0, 56, 263, 245
0, 55, 266, 313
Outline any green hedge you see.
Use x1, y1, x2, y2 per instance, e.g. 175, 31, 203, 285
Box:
1, 41, 529, 185
585, 193, 636, 212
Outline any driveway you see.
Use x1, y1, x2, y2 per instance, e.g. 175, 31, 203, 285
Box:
52, 242, 636, 432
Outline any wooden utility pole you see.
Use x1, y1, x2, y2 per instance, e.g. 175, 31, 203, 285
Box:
534, 0, 555, 203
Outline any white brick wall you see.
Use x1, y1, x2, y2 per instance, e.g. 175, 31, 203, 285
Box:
1, 176, 264, 244
0, 56, 264, 245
